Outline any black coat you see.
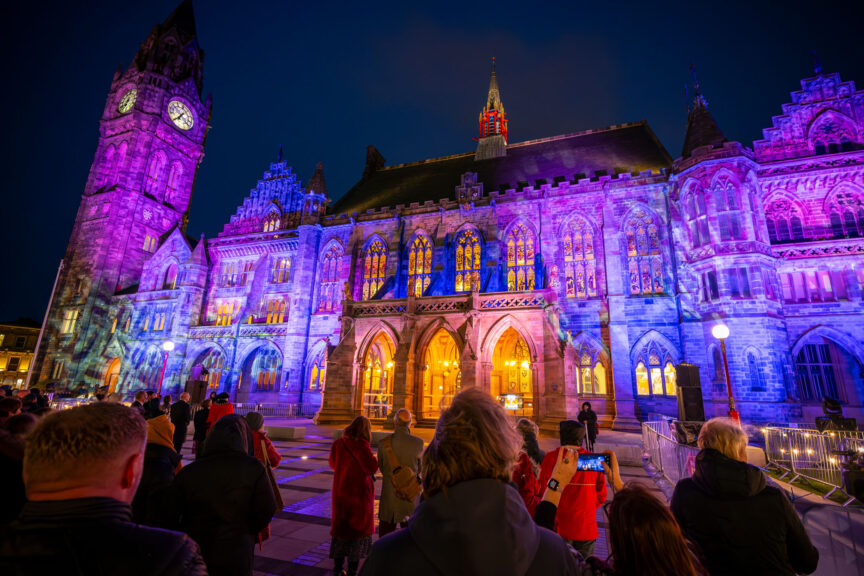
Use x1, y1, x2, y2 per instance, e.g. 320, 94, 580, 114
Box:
132, 443, 181, 524
671, 448, 819, 576
359, 478, 580, 576
0, 497, 206, 575
170, 401, 192, 428
192, 407, 210, 441
577, 409, 598, 439
163, 414, 276, 576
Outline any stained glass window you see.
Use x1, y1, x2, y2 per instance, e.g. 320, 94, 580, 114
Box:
318, 244, 343, 311
265, 299, 286, 323
309, 354, 326, 391
562, 217, 598, 299
263, 210, 280, 232
252, 348, 280, 392
624, 209, 663, 295
362, 239, 387, 300
455, 230, 481, 292
408, 235, 432, 297
506, 223, 535, 292
635, 344, 676, 396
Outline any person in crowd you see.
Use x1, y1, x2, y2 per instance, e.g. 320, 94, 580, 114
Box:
577, 402, 598, 452
209, 391, 218, 402
132, 398, 182, 524
132, 390, 147, 415
169, 392, 193, 454
0, 397, 23, 422
360, 388, 579, 575
0, 385, 11, 397
21, 394, 37, 413
0, 413, 39, 524
671, 417, 819, 576
537, 420, 606, 558
161, 394, 172, 415
377, 408, 423, 537
512, 417, 545, 515
31, 389, 49, 409
163, 414, 276, 576
206, 392, 234, 432
192, 398, 211, 459
330, 415, 378, 576
245, 411, 282, 468
0, 403, 206, 575
107, 392, 124, 403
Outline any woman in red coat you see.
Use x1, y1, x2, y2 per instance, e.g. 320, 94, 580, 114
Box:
329, 415, 378, 576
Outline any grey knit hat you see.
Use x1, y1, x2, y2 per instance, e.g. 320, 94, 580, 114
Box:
244, 411, 265, 431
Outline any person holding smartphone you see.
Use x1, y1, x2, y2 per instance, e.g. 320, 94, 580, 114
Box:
537, 420, 607, 558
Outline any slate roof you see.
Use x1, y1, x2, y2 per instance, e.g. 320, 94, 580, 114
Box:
331, 121, 672, 215
681, 99, 727, 159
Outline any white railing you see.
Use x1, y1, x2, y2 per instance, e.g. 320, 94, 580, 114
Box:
641, 420, 700, 486
762, 426, 864, 505
231, 402, 317, 419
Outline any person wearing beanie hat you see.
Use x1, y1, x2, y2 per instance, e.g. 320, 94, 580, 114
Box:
245, 411, 281, 468
537, 419, 606, 559
206, 391, 234, 433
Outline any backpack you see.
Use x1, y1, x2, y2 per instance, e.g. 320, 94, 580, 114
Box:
380, 437, 422, 502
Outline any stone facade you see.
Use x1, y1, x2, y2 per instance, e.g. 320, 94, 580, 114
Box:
32, 3, 864, 428
0, 319, 39, 389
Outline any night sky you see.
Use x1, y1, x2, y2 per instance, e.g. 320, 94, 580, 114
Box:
2, 0, 862, 323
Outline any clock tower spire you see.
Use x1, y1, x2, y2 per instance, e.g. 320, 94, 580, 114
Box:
31, 1, 211, 390
475, 58, 508, 160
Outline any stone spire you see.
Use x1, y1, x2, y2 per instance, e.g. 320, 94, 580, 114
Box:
134, 0, 204, 94
478, 57, 508, 142
306, 162, 328, 197
681, 69, 727, 159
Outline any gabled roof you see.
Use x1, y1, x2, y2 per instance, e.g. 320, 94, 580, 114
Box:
331, 121, 671, 215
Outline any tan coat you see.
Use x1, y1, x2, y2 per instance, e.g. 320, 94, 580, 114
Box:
377, 426, 423, 523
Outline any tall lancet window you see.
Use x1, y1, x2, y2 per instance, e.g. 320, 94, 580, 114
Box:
362, 239, 387, 300
407, 235, 432, 297
455, 229, 482, 292
714, 176, 744, 241
506, 223, 536, 292
318, 244, 343, 312
562, 217, 597, 299
145, 151, 167, 196
165, 162, 183, 205
625, 209, 663, 295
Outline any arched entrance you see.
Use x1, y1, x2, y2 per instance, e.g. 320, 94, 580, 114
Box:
189, 347, 227, 391
419, 328, 460, 419
361, 332, 395, 419
490, 327, 535, 418
104, 358, 121, 394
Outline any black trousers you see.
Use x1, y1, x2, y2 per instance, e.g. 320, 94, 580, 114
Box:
172, 425, 188, 453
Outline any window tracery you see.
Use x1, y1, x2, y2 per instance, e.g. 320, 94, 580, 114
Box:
318, 244, 343, 311
407, 235, 432, 297
683, 187, 710, 247
455, 229, 481, 292
765, 197, 805, 242
624, 209, 663, 295
561, 216, 597, 299
713, 176, 745, 241
506, 223, 536, 292
362, 239, 387, 300
634, 342, 676, 396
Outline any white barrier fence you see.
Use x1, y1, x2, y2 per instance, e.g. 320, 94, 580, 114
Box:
641, 420, 700, 486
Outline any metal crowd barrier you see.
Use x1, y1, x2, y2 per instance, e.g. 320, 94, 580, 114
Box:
231, 402, 318, 419
762, 426, 864, 506
642, 420, 700, 487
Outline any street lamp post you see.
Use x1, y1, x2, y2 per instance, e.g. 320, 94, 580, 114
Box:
157, 340, 175, 395
711, 324, 739, 422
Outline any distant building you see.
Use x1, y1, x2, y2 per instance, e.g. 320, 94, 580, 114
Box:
31, 1, 864, 428
0, 319, 40, 389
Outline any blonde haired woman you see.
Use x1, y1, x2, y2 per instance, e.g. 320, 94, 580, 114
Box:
671, 418, 819, 576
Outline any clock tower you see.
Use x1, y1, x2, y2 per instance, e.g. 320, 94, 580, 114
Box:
32, 0, 212, 389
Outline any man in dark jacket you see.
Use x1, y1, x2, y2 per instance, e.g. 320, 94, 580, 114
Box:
163, 414, 276, 576
169, 392, 193, 453
192, 398, 211, 459
0, 402, 206, 576
131, 390, 147, 415
671, 417, 819, 576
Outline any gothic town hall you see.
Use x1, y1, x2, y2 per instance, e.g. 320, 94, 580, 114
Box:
31, 2, 864, 429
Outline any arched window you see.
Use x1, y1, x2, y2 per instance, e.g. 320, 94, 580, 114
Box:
145, 151, 167, 196
455, 229, 481, 292
361, 238, 387, 300
506, 223, 536, 292
318, 244, 343, 312
309, 353, 326, 391
265, 298, 286, 323
263, 210, 281, 233
562, 217, 597, 299
137, 347, 164, 389
714, 176, 744, 241
407, 235, 432, 297
576, 345, 608, 395
747, 351, 765, 392
161, 264, 178, 290
683, 187, 710, 247
250, 348, 281, 392
765, 197, 805, 243
165, 162, 183, 205
712, 346, 724, 392
624, 209, 663, 295
198, 348, 225, 390
809, 112, 857, 154
272, 257, 291, 283
634, 343, 676, 396
827, 189, 864, 238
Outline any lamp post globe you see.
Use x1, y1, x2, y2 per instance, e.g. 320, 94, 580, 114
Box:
157, 341, 175, 394
162, 340, 175, 352
711, 324, 739, 422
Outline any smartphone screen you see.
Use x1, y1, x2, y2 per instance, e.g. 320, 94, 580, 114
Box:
577, 453, 610, 472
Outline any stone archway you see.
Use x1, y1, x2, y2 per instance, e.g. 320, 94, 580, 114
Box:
418, 328, 461, 420
490, 327, 536, 419
360, 332, 396, 420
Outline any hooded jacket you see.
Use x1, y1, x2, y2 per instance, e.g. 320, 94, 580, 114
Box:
671, 448, 819, 576
163, 414, 276, 576
131, 414, 182, 524
359, 479, 583, 576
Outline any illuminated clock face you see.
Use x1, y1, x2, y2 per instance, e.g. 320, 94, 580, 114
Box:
168, 100, 194, 131
118, 89, 137, 113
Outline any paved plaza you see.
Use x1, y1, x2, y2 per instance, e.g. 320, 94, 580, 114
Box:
177, 419, 660, 576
